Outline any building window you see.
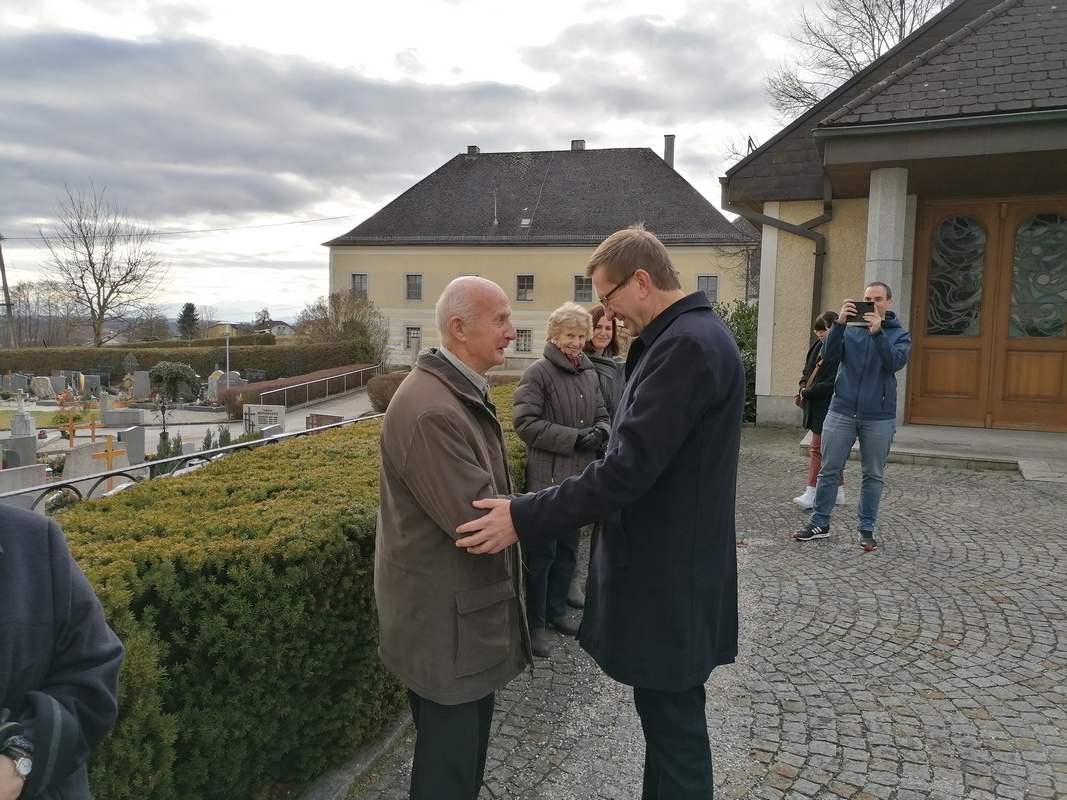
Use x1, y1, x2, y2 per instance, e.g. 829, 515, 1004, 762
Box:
697, 275, 718, 303
573, 276, 593, 304
515, 329, 532, 353
351, 273, 368, 299
516, 275, 534, 302
405, 326, 422, 350
406, 274, 423, 301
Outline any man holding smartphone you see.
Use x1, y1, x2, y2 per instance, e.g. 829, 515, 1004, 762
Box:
794, 282, 911, 551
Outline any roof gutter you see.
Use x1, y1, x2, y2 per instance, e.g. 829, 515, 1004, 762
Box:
720, 176, 833, 325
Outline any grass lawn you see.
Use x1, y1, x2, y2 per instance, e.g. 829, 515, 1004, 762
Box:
0, 410, 61, 430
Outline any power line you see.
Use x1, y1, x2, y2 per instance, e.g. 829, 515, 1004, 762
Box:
1, 214, 359, 242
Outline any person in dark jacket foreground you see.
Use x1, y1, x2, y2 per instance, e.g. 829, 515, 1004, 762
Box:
794, 282, 911, 551
0, 506, 123, 800
456, 224, 745, 799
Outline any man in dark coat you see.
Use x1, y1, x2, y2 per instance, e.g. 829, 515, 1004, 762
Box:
457, 224, 745, 798
1, 506, 124, 800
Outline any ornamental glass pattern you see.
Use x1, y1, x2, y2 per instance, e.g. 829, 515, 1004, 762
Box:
927, 216, 985, 336
1010, 213, 1067, 338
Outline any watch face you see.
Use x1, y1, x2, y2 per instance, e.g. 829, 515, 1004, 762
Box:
14, 756, 32, 777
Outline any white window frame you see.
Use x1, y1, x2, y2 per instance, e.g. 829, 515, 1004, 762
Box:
405, 326, 422, 350
515, 329, 532, 353
697, 275, 719, 304
516, 275, 534, 302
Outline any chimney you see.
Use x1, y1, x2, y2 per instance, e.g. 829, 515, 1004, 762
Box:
664, 134, 675, 168
466, 145, 480, 157
571, 139, 586, 151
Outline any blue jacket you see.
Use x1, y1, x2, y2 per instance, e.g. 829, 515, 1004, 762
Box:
824, 311, 911, 421
0, 506, 124, 800
511, 292, 744, 691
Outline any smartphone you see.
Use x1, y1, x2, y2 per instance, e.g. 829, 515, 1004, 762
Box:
846, 301, 875, 326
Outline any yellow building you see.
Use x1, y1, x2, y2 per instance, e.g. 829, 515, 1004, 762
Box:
721, 0, 1067, 433
325, 138, 756, 368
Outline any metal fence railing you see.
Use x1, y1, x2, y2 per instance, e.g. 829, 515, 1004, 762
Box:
256, 363, 384, 409
0, 413, 384, 515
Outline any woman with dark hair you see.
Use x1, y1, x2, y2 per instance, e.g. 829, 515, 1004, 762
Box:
794, 311, 845, 509
565, 306, 626, 610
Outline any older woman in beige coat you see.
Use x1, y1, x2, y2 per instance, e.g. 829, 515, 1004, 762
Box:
513, 302, 609, 658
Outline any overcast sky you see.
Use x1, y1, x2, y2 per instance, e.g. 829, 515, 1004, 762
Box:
0, 0, 797, 323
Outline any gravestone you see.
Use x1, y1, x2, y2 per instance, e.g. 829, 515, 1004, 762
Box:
117, 426, 146, 465
220, 372, 246, 391
10, 391, 36, 438
48, 375, 67, 394
99, 393, 110, 414
181, 441, 196, 455
306, 413, 343, 430
30, 376, 56, 399
0, 465, 48, 509
4, 374, 30, 393
104, 407, 145, 426
2, 450, 20, 468
62, 441, 131, 481
81, 374, 101, 395
259, 424, 283, 439
242, 404, 285, 435
207, 370, 224, 402
4, 436, 37, 470
131, 371, 152, 399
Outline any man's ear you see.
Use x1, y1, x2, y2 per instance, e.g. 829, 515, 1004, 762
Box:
448, 315, 468, 343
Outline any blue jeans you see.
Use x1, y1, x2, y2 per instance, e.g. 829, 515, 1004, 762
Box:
526, 528, 580, 629
811, 410, 896, 532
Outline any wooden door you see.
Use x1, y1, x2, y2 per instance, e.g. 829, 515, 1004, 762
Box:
910, 197, 1067, 432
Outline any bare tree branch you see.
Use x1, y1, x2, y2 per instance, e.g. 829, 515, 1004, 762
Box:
764, 0, 951, 121
34, 181, 171, 346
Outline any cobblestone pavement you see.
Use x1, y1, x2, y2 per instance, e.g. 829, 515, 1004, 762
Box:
342, 425, 1067, 800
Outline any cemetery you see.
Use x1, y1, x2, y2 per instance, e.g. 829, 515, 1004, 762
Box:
0, 357, 382, 511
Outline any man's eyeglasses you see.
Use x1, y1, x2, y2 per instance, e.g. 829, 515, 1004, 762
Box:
597, 274, 633, 307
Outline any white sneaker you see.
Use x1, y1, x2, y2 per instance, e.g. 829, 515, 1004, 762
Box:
793, 486, 816, 509
836, 487, 846, 505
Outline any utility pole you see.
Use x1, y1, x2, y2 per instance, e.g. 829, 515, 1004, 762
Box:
0, 234, 17, 349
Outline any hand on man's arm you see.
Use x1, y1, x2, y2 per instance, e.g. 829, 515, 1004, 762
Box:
455, 498, 518, 554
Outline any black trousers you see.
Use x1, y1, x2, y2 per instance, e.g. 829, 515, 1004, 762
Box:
407, 689, 495, 800
632, 684, 714, 799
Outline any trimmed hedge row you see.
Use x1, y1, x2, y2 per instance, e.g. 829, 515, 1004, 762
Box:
109, 333, 276, 349
61, 382, 525, 800
1, 340, 379, 385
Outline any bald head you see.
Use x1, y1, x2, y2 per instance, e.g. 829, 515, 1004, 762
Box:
436, 277, 507, 343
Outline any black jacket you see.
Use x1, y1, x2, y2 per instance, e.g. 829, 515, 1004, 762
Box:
511, 292, 744, 690
798, 337, 841, 435
0, 506, 123, 800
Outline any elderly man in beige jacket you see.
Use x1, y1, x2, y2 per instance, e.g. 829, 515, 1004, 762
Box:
375, 276, 531, 800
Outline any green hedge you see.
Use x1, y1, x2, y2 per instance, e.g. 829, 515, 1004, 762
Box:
1, 340, 378, 385
113, 333, 276, 349
59, 382, 524, 800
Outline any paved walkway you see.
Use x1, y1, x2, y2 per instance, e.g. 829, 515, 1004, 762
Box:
307, 425, 1066, 800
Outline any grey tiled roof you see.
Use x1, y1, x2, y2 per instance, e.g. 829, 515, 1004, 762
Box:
325, 147, 744, 246
822, 0, 1067, 126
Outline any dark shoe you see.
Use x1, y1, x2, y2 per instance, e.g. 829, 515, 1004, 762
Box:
793, 522, 830, 541
530, 628, 550, 657
567, 577, 585, 609
859, 531, 878, 551
549, 615, 579, 636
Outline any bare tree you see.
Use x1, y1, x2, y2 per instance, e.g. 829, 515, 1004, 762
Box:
126, 303, 172, 341
35, 182, 170, 346
198, 305, 219, 337
10, 279, 83, 347
297, 291, 390, 362
764, 0, 951, 121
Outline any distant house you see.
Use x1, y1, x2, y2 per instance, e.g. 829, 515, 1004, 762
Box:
325, 137, 757, 367
721, 0, 1067, 433
205, 322, 239, 339
259, 321, 296, 337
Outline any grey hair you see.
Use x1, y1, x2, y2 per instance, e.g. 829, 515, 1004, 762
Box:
545, 302, 593, 342
436, 276, 502, 341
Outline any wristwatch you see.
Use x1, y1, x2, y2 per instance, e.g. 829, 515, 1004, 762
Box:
3, 747, 31, 780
